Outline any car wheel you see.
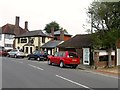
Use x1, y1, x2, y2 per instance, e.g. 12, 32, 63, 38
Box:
72, 65, 78, 69
48, 59, 52, 65
14, 54, 17, 58
28, 57, 30, 60
59, 61, 64, 68
7, 54, 10, 57
37, 57, 40, 61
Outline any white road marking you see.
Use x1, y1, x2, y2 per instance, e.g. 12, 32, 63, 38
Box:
18, 61, 23, 64
10, 60, 16, 62
28, 64, 44, 70
56, 75, 93, 90
11, 60, 23, 64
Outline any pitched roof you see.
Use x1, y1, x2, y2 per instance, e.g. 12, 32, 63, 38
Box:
1, 24, 15, 34
58, 34, 92, 48
15, 30, 51, 37
41, 40, 63, 48
54, 30, 72, 36
1, 23, 27, 35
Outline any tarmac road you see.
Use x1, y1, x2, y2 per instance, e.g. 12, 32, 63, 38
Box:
2, 57, 119, 89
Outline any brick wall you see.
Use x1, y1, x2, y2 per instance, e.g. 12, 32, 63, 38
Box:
93, 51, 116, 69
56, 35, 71, 41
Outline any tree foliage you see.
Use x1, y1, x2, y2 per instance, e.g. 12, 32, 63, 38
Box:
44, 21, 60, 33
88, 1, 120, 49
88, 1, 120, 67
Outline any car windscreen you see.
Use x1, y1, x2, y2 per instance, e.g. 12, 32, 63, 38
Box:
33, 51, 42, 54
68, 52, 78, 58
44, 51, 48, 55
12, 50, 17, 52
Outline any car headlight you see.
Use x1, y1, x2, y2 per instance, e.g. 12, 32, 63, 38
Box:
17, 53, 20, 55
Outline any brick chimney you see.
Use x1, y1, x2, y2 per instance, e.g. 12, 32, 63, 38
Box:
24, 21, 29, 31
15, 16, 19, 27
60, 28, 64, 41
14, 16, 20, 36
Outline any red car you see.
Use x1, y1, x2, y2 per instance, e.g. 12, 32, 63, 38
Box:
48, 51, 80, 68
0, 49, 9, 57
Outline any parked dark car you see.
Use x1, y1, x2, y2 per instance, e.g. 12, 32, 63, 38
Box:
48, 51, 80, 68
28, 50, 48, 61
0, 47, 9, 57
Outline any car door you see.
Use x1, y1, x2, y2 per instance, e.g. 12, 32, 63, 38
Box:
33, 50, 41, 58
56, 52, 63, 64
10, 49, 17, 56
52, 52, 59, 64
49, 53, 56, 63
29, 50, 37, 58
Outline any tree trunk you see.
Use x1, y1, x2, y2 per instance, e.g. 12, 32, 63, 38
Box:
108, 48, 112, 67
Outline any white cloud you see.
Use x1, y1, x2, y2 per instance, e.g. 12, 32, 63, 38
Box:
0, 0, 93, 35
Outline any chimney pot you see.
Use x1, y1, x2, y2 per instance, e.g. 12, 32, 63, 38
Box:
14, 16, 20, 36
15, 16, 19, 27
60, 29, 64, 41
25, 21, 28, 30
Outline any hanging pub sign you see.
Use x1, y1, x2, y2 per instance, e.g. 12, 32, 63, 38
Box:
21, 39, 27, 43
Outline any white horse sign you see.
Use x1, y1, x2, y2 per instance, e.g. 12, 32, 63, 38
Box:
83, 48, 90, 65
117, 49, 120, 66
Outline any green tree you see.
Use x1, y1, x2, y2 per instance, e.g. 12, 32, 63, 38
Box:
44, 21, 60, 33
88, 1, 120, 67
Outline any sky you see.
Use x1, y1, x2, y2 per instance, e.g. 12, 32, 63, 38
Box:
0, 0, 93, 36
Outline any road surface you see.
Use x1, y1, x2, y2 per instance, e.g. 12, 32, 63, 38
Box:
2, 57, 119, 89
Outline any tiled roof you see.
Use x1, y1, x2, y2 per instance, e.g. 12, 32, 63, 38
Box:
54, 30, 72, 36
1, 24, 28, 35
58, 34, 92, 48
41, 40, 63, 48
15, 30, 52, 37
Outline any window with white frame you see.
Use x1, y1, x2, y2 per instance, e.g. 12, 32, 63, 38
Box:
5, 34, 14, 39
5, 44, 13, 47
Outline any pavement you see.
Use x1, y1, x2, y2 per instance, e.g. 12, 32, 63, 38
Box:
78, 64, 120, 77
